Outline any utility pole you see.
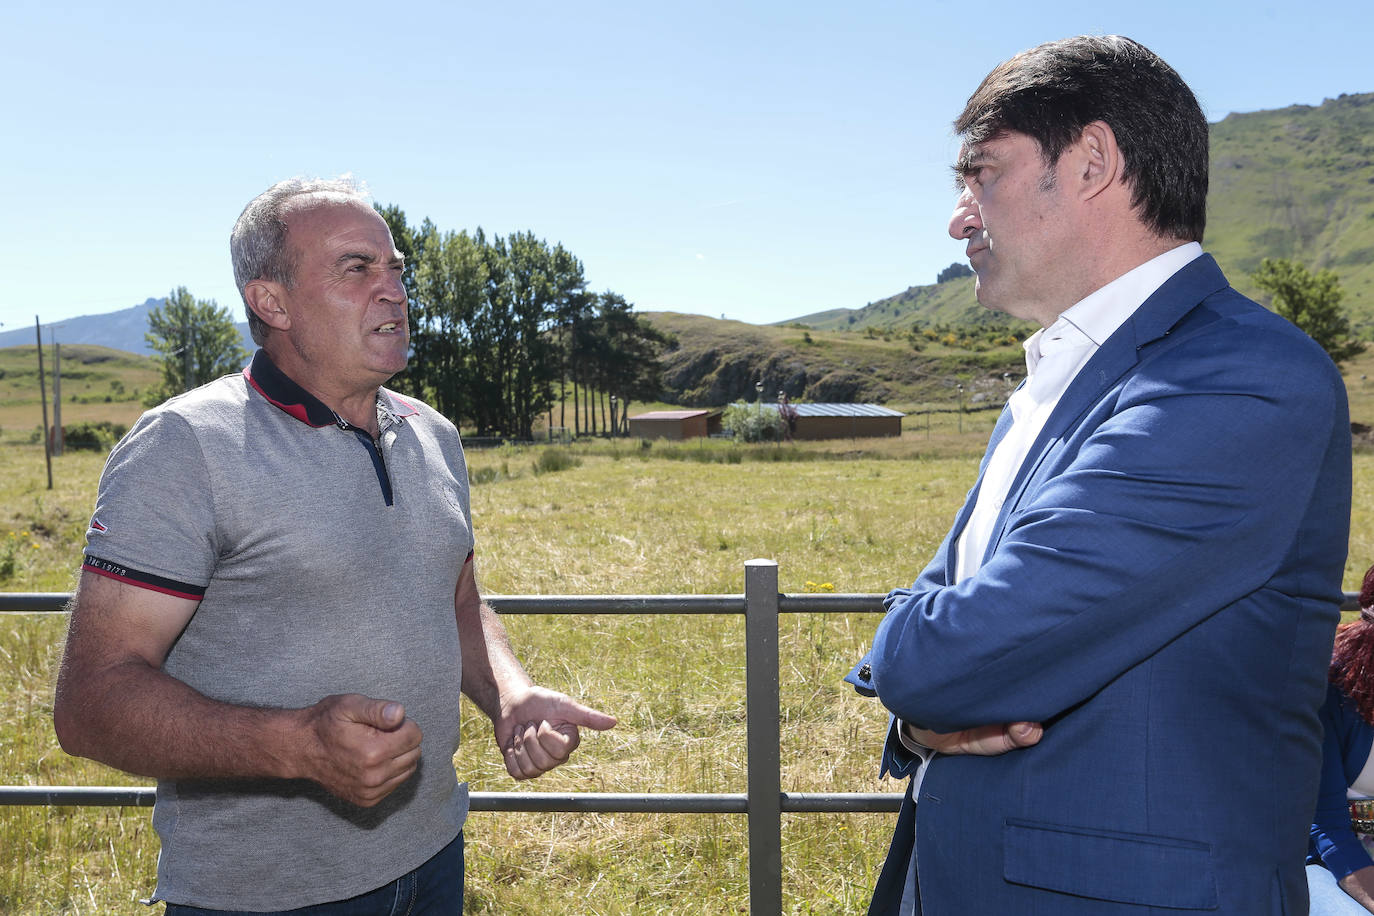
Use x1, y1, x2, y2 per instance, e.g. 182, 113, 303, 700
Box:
34, 316, 52, 489
51, 340, 64, 456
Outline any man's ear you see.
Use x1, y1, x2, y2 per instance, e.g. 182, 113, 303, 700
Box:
1073, 120, 1123, 202
244, 280, 291, 332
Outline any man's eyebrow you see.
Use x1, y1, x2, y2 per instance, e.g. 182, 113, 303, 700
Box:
336, 251, 405, 267
951, 147, 991, 190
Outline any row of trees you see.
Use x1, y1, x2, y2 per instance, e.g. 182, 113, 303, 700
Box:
142, 215, 672, 440
379, 206, 670, 439
141, 247, 1360, 432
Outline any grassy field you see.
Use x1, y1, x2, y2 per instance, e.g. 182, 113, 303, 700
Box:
0, 430, 991, 915
4, 345, 1374, 913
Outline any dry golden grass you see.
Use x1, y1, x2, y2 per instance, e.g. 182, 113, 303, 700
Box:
2, 399, 1372, 913
1, 434, 988, 914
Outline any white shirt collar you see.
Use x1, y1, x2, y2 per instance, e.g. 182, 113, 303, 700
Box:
1024, 241, 1202, 373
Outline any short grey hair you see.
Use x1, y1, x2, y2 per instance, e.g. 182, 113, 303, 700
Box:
230, 176, 372, 345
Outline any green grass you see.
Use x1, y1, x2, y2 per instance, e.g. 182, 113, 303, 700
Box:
0, 432, 991, 914
0, 345, 159, 413
4, 359, 1374, 912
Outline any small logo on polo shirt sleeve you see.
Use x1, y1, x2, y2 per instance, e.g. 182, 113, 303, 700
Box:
88, 517, 107, 534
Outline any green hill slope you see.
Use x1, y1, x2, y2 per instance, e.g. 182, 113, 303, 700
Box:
1208, 92, 1374, 327
790, 91, 1374, 334
0, 345, 159, 408
644, 311, 1022, 408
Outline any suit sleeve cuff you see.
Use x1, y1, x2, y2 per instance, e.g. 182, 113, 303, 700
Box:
896, 719, 937, 762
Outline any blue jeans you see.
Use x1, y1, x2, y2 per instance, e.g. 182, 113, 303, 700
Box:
1308, 863, 1370, 916
164, 831, 463, 916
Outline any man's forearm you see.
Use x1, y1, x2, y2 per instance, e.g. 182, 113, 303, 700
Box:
55, 657, 307, 782
457, 598, 532, 721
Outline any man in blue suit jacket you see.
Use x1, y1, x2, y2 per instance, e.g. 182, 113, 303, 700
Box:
849, 36, 1352, 914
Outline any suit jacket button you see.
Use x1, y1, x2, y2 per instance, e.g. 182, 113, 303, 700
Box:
860, 662, 871, 681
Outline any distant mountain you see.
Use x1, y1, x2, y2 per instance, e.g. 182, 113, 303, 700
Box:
788, 91, 1374, 334
0, 299, 255, 355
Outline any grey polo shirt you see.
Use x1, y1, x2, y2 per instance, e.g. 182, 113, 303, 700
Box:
83, 349, 473, 910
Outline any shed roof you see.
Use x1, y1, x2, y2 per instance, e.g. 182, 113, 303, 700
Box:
757, 402, 905, 418
629, 410, 715, 421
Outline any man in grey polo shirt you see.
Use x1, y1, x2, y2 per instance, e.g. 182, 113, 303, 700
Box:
53, 177, 616, 914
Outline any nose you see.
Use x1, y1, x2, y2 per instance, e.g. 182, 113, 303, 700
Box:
379, 268, 407, 306
948, 188, 982, 241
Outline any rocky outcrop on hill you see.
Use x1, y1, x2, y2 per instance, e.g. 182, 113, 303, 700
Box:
660, 343, 898, 406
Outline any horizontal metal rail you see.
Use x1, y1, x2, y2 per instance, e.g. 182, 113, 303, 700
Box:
2, 592, 894, 615
5, 591, 1361, 615
0, 786, 904, 813
0, 571, 898, 915
1, 577, 1360, 913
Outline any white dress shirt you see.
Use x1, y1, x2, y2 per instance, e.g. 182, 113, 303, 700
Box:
897, 241, 1204, 760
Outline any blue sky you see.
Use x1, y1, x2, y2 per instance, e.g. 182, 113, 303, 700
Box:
3, 0, 1371, 335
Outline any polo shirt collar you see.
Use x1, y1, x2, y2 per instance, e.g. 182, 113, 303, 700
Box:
243, 349, 418, 429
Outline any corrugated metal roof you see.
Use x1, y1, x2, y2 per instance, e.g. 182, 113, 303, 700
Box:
755, 402, 905, 418
629, 410, 713, 420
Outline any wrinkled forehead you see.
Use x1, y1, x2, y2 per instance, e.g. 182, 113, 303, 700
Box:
285, 195, 397, 252
281, 191, 374, 225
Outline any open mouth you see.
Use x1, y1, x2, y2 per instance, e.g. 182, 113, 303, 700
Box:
374, 322, 402, 334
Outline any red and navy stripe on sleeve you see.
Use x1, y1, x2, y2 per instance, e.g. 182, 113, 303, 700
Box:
83, 554, 207, 601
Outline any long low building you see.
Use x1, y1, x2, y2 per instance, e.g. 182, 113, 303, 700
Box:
769, 402, 905, 440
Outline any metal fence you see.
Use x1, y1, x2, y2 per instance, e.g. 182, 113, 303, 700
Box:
1, 560, 906, 915
2, 571, 1362, 913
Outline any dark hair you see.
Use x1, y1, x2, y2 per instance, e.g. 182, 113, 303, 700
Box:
1331, 564, 1374, 724
954, 35, 1207, 242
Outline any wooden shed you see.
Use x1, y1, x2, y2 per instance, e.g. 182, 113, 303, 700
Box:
628, 409, 724, 440
768, 402, 904, 440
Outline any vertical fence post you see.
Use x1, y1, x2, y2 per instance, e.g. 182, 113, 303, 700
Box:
744, 558, 782, 915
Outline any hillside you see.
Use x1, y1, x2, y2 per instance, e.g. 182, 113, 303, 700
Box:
0, 344, 159, 409
790, 92, 1374, 333
644, 311, 1022, 409
1207, 93, 1374, 327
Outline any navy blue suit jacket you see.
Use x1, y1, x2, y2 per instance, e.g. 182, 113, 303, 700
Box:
849, 255, 1351, 914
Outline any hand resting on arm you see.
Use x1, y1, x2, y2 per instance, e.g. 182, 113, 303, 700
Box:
53, 569, 421, 808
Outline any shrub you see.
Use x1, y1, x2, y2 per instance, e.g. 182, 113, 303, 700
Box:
62, 421, 128, 452
532, 448, 582, 475
469, 466, 501, 485
722, 404, 786, 443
